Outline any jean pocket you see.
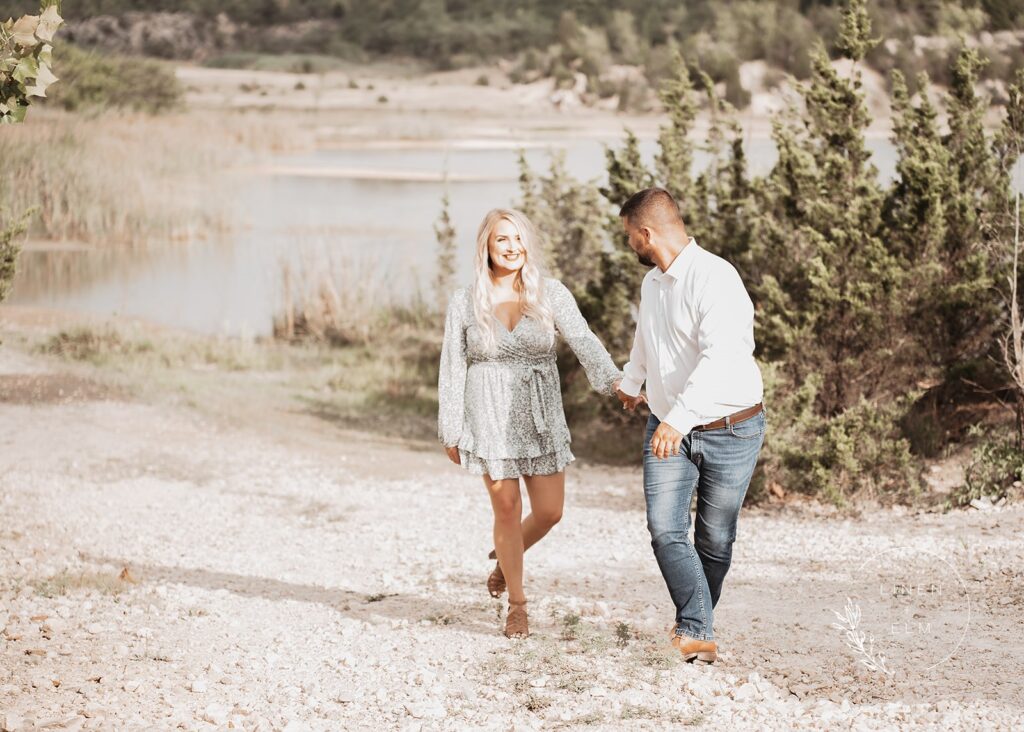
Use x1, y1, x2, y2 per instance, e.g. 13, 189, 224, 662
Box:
729, 414, 765, 440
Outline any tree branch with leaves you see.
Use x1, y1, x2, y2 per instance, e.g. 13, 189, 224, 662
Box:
1, 0, 63, 124
1, 2, 62, 302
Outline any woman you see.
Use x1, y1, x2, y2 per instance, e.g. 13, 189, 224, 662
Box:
437, 208, 622, 638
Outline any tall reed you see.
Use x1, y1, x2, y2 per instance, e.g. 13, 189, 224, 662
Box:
272, 248, 409, 346
0, 109, 305, 247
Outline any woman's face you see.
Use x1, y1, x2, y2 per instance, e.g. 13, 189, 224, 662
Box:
488, 218, 526, 275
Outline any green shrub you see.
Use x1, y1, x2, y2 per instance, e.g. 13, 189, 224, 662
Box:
606, 9, 644, 65
616, 77, 650, 112
951, 433, 1024, 507
681, 34, 750, 108
45, 43, 182, 114
802, 399, 923, 506
41, 326, 153, 363
0, 207, 32, 303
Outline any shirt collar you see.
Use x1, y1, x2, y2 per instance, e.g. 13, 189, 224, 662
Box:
651, 237, 698, 282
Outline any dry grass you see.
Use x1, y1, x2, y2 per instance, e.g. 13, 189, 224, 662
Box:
0, 109, 309, 247
33, 568, 133, 598
41, 326, 154, 363
37, 323, 282, 372
268, 248, 444, 433
272, 247, 422, 346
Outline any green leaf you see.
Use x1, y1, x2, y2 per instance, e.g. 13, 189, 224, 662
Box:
12, 55, 37, 84
35, 5, 62, 43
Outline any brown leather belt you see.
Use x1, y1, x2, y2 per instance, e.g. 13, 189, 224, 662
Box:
692, 403, 763, 432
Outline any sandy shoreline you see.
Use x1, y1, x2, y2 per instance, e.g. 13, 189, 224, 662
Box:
175, 60, 1013, 149
176, 64, 893, 145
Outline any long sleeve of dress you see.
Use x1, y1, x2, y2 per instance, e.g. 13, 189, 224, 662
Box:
548, 279, 622, 396
437, 290, 469, 447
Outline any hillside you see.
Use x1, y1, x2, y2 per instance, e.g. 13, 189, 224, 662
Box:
3, 1, 1023, 110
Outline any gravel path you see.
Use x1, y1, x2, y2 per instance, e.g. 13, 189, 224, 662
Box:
1, 343, 1023, 731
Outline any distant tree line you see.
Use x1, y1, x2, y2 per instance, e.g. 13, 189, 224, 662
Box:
2, 1, 1022, 110
7, 0, 1019, 33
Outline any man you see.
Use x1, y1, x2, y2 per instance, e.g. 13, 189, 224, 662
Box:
615, 187, 765, 664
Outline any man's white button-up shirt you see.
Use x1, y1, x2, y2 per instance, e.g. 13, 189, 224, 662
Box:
618, 238, 764, 435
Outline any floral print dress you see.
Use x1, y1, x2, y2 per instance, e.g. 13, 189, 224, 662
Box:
438, 278, 622, 480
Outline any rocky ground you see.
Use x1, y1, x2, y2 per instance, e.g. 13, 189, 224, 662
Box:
1, 317, 1024, 731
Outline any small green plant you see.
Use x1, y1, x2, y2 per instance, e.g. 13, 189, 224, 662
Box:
33, 569, 127, 598
41, 326, 153, 363
614, 621, 632, 647
523, 693, 550, 712
950, 431, 1024, 507
639, 648, 673, 669
622, 705, 699, 723
0, 206, 33, 303
560, 611, 581, 641
556, 673, 588, 693
427, 612, 456, 625
433, 191, 457, 312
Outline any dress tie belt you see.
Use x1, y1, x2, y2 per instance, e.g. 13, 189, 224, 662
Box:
470, 358, 555, 440
521, 364, 550, 438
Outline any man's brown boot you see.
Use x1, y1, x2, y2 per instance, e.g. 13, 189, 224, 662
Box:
670, 631, 718, 663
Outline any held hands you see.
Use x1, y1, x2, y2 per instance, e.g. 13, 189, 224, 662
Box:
650, 421, 683, 460
613, 379, 647, 412
444, 445, 461, 465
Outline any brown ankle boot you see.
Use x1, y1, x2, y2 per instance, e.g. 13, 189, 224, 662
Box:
670, 630, 717, 663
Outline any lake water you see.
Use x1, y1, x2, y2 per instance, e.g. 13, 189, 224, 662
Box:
9, 136, 1022, 336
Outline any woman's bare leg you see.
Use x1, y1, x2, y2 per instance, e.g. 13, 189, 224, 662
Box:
484, 475, 525, 603
521, 471, 566, 550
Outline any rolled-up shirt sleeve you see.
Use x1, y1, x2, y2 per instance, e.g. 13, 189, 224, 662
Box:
662, 264, 757, 435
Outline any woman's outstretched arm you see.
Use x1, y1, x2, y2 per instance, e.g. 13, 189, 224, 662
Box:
548, 279, 622, 395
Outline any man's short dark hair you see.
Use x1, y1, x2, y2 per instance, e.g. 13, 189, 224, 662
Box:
619, 187, 684, 227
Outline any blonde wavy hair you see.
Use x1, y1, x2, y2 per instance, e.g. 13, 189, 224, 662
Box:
473, 208, 554, 352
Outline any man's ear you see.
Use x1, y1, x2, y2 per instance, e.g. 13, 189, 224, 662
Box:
640, 226, 654, 243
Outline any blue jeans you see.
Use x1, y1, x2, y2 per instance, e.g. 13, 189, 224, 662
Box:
643, 410, 765, 641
